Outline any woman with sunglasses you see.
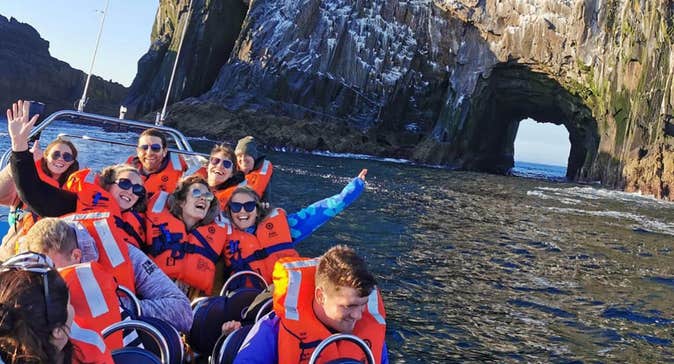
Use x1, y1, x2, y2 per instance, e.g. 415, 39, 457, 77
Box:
224, 169, 367, 283
144, 175, 230, 298
0, 137, 80, 259
0, 252, 113, 364
6, 100, 194, 333
194, 144, 246, 208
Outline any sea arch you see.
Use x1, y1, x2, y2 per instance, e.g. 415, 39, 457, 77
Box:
432, 63, 599, 180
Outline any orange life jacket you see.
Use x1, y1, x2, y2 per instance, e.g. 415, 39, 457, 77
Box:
145, 191, 230, 294
127, 152, 187, 199
226, 208, 297, 283
273, 258, 386, 364
242, 159, 273, 199
61, 212, 136, 293
65, 169, 121, 215
59, 262, 123, 350
70, 319, 114, 364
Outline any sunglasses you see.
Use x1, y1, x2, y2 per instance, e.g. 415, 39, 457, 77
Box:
50, 150, 74, 162
2, 252, 55, 325
229, 201, 257, 213
137, 143, 162, 152
115, 178, 146, 197
191, 188, 215, 202
209, 157, 233, 169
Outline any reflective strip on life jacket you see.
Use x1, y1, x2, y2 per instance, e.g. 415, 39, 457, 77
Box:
93, 219, 125, 267
63, 212, 111, 221
259, 160, 271, 175
170, 153, 182, 171
70, 321, 107, 353
367, 288, 386, 325
152, 191, 169, 214
75, 264, 109, 318
84, 171, 96, 184
282, 259, 319, 321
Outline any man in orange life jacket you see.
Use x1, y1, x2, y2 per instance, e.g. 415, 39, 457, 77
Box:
234, 245, 388, 364
127, 128, 187, 199
24, 218, 125, 347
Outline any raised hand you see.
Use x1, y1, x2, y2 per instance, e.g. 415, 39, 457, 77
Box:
357, 168, 368, 181
6, 100, 38, 152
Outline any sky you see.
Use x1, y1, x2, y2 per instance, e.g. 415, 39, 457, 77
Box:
0, 2, 572, 166
0, 0, 158, 87
514, 119, 570, 166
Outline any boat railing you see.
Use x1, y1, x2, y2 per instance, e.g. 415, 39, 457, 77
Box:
0, 110, 208, 168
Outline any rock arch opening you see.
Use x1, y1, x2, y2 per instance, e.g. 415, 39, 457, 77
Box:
454, 63, 598, 180
513, 118, 570, 177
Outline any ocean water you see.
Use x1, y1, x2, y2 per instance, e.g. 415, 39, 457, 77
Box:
1, 117, 674, 362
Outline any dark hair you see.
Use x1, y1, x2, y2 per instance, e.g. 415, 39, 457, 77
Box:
168, 175, 220, 226
98, 164, 147, 213
40, 138, 79, 187
210, 144, 238, 173
226, 187, 270, 226
139, 128, 168, 148
316, 245, 376, 297
0, 268, 71, 363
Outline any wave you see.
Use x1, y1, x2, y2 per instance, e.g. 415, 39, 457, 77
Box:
546, 206, 674, 236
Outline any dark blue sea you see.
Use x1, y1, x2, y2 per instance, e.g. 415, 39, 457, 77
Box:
1, 116, 674, 362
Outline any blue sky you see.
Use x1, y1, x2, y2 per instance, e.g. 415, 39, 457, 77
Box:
0, 1, 572, 166
0, 0, 157, 86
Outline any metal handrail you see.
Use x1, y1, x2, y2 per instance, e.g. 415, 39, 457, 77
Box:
308, 334, 376, 364
117, 285, 142, 317
0, 109, 197, 168
219, 270, 268, 297
57, 133, 210, 159
102, 319, 170, 364
254, 299, 273, 323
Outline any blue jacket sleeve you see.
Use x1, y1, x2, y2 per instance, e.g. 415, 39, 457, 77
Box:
286, 177, 365, 244
234, 314, 279, 364
382, 342, 389, 364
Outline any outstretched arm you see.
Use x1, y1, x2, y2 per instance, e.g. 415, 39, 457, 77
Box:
287, 169, 367, 244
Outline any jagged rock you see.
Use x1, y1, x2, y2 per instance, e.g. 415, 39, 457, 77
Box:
149, 0, 674, 199
0, 15, 126, 116
122, 0, 248, 118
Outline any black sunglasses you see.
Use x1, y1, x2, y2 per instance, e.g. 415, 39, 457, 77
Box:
115, 178, 146, 197
229, 201, 257, 213
50, 150, 74, 162
137, 143, 162, 152
209, 157, 233, 169
2, 252, 55, 325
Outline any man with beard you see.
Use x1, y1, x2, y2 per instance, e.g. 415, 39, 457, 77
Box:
127, 128, 187, 198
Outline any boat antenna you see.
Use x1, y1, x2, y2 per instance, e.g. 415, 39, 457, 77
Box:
78, 0, 110, 112
156, 0, 193, 126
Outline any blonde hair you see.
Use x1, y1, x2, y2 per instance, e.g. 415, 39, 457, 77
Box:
25, 218, 77, 255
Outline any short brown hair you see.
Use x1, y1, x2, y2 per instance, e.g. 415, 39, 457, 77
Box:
315, 245, 375, 297
168, 175, 220, 226
139, 128, 168, 148
25, 218, 77, 256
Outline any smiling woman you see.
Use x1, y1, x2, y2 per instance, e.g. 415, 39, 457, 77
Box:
144, 175, 230, 299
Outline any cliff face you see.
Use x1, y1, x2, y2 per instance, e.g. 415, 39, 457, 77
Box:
0, 15, 126, 116
135, 0, 674, 199
122, 0, 248, 118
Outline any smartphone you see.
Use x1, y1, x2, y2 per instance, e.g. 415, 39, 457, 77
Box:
27, 101, 45, 142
